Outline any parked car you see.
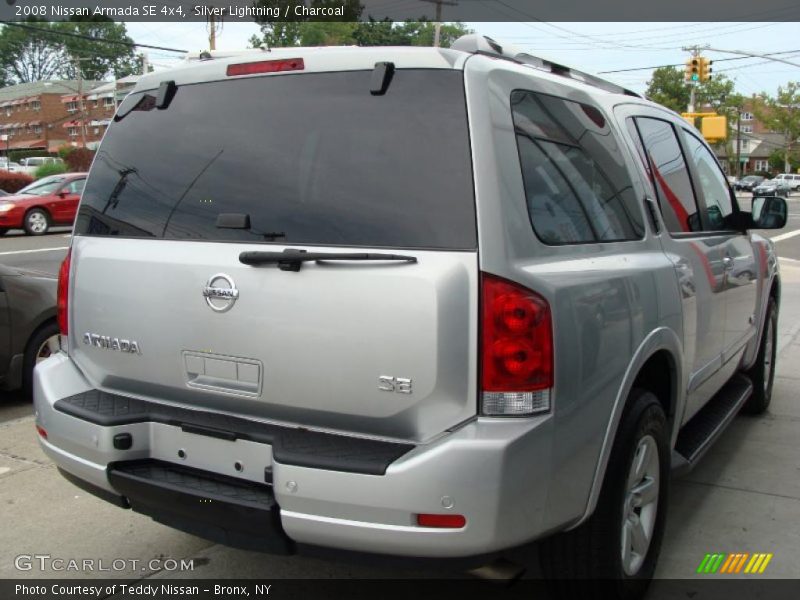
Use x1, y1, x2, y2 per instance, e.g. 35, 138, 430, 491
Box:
734, 175, 764, 191
753, 178, 791, 198
0, 266, 58, 396
34, 36, 787, 598
774, 172, 800, 191
17, 156, 65, 177
0, 173, 86, 236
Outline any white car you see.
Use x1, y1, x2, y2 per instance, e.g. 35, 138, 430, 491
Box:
16, 156, 65, 176
774, 173, 800, 191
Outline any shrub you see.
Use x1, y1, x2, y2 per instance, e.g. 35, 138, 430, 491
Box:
0, 169, 34, 193
57, 146, 75, 160
65, 148, 95, 172
34, 162, 68, 179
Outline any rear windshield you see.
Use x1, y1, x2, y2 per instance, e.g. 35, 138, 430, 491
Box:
75, 69, 476, 250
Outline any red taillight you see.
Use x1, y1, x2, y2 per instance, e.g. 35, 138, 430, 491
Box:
57, 249, 71, 336
36, 425, 48, 439
416, 514, 466, 528
226, 58, 304, 77
480, 273, 553, 415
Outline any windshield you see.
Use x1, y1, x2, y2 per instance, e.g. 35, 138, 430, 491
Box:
76, 70, 476, 249
18, 176, 66, 196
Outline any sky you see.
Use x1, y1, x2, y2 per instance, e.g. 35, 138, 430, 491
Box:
125, 21, 800, 96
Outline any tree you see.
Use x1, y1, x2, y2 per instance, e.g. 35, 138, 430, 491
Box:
59, 18, 138, 80
645, 66, 738, 114
0, 18, 137, 84
754, 82, 800, 173
252, 0, 362, 47
644, 66, 689, 113
0, 20, 69, 83
251, 19, 470, 49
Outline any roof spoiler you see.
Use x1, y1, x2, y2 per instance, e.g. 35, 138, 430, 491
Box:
451, 34, 641, 98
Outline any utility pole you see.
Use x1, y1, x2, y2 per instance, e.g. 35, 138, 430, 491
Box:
73, 57, 88, 149
735, 108, 742, 177
420, 0, 458, 47
206, 7, 227, 51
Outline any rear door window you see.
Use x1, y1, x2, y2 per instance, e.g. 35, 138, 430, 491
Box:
75, 70, 476, 250
510, 90, 644, 245
632, 118, 701, 234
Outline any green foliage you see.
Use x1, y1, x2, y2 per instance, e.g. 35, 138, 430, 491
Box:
0, 18, 136, 84
768, 148, 800, 173
57, 146, 75, 160
645, 66, 739, 115
59, 17, 138, 80
644, 67, 689, 113
9, 149, 50, 163
33, 162, 67, 179
249, 13, 471, 49
754, 82, 800, 173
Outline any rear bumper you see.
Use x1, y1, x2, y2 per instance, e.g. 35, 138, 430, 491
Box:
34, 354, 557, 558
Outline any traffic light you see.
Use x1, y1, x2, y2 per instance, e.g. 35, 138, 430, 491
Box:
699, 57, 713, 82
685, 58, 700, 82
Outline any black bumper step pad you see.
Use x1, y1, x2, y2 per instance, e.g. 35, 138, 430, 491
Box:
55, 389, 414, 475
108, 459, 294, 554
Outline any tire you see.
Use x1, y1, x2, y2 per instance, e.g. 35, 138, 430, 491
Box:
0, 228, 7, 236
24, 208, 50, 236
540, 389, 669, 600
742, 297, 778, 415
23, 320, 60, 397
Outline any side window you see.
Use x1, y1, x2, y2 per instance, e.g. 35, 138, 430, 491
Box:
66, 180, 85, 194
633, 118, 701, 234
681, 131, 737, 231
510, 90, 644, 245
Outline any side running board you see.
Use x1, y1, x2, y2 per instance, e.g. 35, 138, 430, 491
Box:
673, 374, 753, 476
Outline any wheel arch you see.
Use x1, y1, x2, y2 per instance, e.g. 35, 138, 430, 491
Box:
568, 326, 684, 530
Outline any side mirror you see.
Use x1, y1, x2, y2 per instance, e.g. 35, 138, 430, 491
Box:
57, 191, 68, 198
750, 196, 787, 230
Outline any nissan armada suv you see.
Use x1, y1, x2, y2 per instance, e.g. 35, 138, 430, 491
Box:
34, 36, 787, 598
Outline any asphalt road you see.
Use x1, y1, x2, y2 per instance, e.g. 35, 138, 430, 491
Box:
2, 196, 800, 592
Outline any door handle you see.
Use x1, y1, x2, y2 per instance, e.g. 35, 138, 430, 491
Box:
722, 256, 734, 271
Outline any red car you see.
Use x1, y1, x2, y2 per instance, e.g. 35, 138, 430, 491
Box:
0, 172, 86, 236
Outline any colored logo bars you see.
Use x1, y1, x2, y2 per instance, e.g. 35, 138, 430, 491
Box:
697, 553, 774, 574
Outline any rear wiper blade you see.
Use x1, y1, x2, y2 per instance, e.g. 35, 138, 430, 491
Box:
239, 249, 417, 272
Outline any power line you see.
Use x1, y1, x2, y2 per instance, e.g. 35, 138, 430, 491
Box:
0, 21, 187, 54
598, 49, 800, 74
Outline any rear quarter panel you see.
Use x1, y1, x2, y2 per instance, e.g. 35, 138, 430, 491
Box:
465, 57, 684, 530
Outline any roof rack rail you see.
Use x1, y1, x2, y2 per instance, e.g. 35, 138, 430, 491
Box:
451, 34, 641, 98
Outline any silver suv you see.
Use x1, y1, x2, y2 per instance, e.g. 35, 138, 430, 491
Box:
34, 35, 787, 597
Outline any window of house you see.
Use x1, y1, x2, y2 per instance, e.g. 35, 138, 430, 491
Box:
66, 101, 78, 112
31, 100, 40, 111
740, 112, 753, 121
34, 125, 42, 135
754, 160, 769, 172
104, 97, 115, 108
741, 125, 753, 133
68, 127, 78, 137
632, 117, 701, 234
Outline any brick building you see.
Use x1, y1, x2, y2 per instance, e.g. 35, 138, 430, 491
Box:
0, 80, 107, 156
714, 99, 797, 176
